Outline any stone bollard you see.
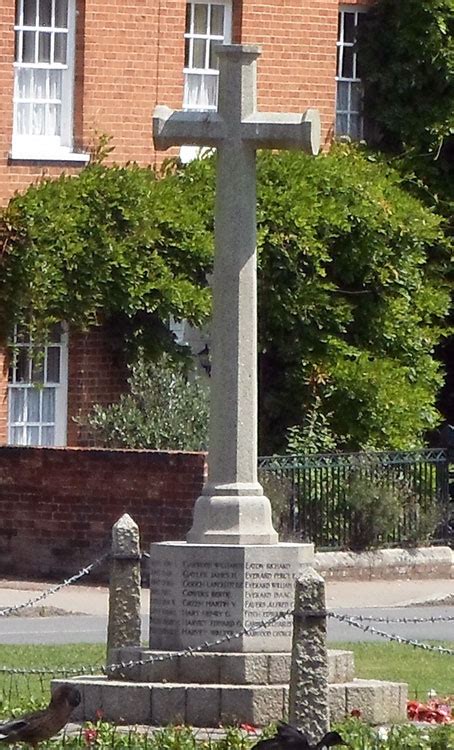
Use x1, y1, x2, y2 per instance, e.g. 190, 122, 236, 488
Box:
288, 567, 329, 742
106, 514, 142, 677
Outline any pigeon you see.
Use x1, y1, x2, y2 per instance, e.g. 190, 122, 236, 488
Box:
250, 723, 348, 750
0, 684, 81, 749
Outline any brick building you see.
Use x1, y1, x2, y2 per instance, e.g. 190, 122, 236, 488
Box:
0, 0, 368, 447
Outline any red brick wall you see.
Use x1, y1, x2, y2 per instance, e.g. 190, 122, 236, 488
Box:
67, 326, 129, 447
0, 0, 372, 203
0, 446, 206, 579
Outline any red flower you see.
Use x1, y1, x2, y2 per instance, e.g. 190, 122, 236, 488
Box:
240, 723, 258, 734
350, 709, 362, 719
83, 728, 98, 745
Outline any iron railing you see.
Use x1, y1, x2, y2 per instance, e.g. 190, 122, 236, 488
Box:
258, 448, 453, 550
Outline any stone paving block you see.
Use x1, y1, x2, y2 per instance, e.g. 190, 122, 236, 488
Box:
151, 685, 186, 725
267, 654, 290, 684
221, 686, 285, 726
179, 653, 221, 684
78, 678, 104, 722
101, 682, 152, 724
109, 647, 142, 681
328, 650, 355, 683
138, 651, 179, 683
345, 680, 407, 724
220, 653, 269, 685
186, 687, 221, 726
328, 683, 347, 722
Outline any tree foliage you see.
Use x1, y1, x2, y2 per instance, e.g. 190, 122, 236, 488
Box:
0, 161, 213, 353
358, 0, 454, 156
0, 146, 451, 452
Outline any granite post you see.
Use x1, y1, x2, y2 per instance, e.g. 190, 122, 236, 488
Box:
289, 568, 329, 741
106, 514, 141, 674
153, 45, 320, 545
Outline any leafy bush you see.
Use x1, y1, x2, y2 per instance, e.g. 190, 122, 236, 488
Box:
0, 145, 451, 452
83, 352, 209, 451
343, 470, 440, 551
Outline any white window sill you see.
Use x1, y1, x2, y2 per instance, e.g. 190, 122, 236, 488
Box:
9, 149, 90, 163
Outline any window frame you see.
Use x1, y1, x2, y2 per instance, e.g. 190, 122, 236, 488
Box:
11, 0, 83, 161
183, 0, 232, 112
7, 323, 69, 447
335, 5, 367, 140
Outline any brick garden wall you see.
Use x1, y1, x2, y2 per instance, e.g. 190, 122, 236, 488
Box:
0, 446, 206, 579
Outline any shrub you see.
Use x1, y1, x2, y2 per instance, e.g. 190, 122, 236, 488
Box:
83, 352, 209, 451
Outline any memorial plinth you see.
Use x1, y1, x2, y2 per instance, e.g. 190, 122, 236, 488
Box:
149, 541, 314, 652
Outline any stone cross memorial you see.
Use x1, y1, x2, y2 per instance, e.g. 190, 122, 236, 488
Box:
150, 45, 319, 657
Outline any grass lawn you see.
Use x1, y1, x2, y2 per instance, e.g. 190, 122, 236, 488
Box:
330, 641, 454, 700
0, 641, 452, 717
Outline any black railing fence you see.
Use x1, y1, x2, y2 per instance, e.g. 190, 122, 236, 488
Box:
258, 448, 453, 550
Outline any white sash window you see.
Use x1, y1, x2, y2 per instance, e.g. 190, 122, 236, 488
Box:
12, 0, 77, 159
8, 324, 68, 447
183, 1, 232, 112
336, 7, 366, 140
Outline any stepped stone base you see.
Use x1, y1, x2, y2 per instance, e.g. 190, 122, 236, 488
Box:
53, 649, 408, 727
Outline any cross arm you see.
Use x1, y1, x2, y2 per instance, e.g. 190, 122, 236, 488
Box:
241, 108, 321, 155
153, 105, 226, 150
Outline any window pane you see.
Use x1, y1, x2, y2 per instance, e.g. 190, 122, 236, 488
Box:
47, 103, 61, 135
17, 68, 32, 98
41, 426, 55, 446
336, 80, 349, 111
209, 40, 220, 69
11, 389, 25, 423
350, 82, 362, 112
15, 30, 21, 62
16, 103, 30, 134
15, 348, 30, 382
31, 103, 46, 134
184, 38, 190, 67
31, 348, 44, 381
42, 389, 55, 421
26, 426, 40, 445
210, 5, 224, 35
39, 0, 52, 26
32, 68, 47, 98
343, 12, 356, 43
55, 0, 68, 28
185, 3, 191, 33
193, 4, 208, 33
22, 30, 36, 62
46, 347, 60, 382
48, 69, 62, 100
16, 0, 21, 25
185, 72, 218, 109
48, 322, 63, 343
27, 388, 41, 422
341, 47, 354, 78
54, 33, 67, 63
23, 0, 37, 26
192, 38, 206, 68
336, 113, 348, 135
38, 31, 51, 62
10, 426, 25, 445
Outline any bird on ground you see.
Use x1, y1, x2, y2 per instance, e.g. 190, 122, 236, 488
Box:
250, 723, 348, 750
0, 684, 81, 749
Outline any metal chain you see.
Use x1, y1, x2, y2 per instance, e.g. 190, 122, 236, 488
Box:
0, 551, 110, 618
337, 611, 454, 624
328, 611, 454, 655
